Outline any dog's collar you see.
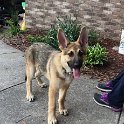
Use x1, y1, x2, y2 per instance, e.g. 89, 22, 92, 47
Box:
62, 67, 72, 75
57, 67, 72, 80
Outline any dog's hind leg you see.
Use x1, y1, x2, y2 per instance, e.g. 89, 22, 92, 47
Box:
36, 76, 47, 88
58, 84, 70, 116
35, 67, 47, 88
26, 62, 35, 102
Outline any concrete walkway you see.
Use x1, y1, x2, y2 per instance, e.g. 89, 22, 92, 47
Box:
0, 39, 123, 124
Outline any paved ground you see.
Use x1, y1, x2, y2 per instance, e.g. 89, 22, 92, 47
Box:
0, 40, 123, 124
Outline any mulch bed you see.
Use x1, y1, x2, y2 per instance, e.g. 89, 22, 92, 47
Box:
1, 29, 124, 82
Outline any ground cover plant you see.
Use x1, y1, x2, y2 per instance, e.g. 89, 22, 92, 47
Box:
85, 43, 108, 66
5, 11, 20, 37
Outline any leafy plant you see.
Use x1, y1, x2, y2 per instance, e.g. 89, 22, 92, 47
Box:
6, 11, 20, 36
27, 35, 45, 43
56, 17, 81, 41
27, 17, 81, 49
88, 29, 99, 46
85, 43, 108, 66
44, 17, 81, 49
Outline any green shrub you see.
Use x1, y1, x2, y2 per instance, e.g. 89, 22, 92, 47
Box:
27, 35, 45, 43
6, 11, 20, 36
45, 17, 81, 49
27, 17, 81, 50
88, 29, 99, 46
85, 43, 108, 66
56, 18, 81, 41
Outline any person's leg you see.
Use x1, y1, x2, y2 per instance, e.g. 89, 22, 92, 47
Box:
110, 68, 124, 86
96, 68, 124, 92
108, 74, 124, 108
94, 75, 124, 112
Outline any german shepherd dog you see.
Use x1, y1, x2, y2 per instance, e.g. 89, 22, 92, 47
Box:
25, 27, 88, 124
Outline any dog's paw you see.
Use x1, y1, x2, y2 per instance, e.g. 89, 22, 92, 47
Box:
38, 83, 47, 88
59, 109, 68, 116
26, 94, 34, 102
48, 117, 57, 124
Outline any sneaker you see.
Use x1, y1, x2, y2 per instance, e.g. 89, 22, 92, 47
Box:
96, 82, 113, 92
93, 93, 122, 112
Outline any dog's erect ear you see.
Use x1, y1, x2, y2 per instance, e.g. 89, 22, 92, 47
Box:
77, 27, 88, 47
57, 29, 69, 50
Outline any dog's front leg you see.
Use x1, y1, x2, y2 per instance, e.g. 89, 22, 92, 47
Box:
26, 64, 35, 102
48, 85, 58, 124
58, 84, 69, 116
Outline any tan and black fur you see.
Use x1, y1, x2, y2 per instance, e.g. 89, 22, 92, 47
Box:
25, 27, 88, 124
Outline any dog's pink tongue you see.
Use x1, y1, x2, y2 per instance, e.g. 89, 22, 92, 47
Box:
73, 68, 81, 79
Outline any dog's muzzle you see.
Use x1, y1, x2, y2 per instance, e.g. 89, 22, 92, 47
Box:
67, 60, 83, 79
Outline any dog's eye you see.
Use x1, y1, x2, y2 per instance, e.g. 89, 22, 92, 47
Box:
78, 50, 84, 56
68, 51, 74, 57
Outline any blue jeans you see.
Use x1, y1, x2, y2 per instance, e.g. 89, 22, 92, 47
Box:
108, 69, 124, 107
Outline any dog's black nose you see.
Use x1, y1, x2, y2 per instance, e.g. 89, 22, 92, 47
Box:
74, 62, 79, 66
67, 60, 82, 69
73, 61, 82, 68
